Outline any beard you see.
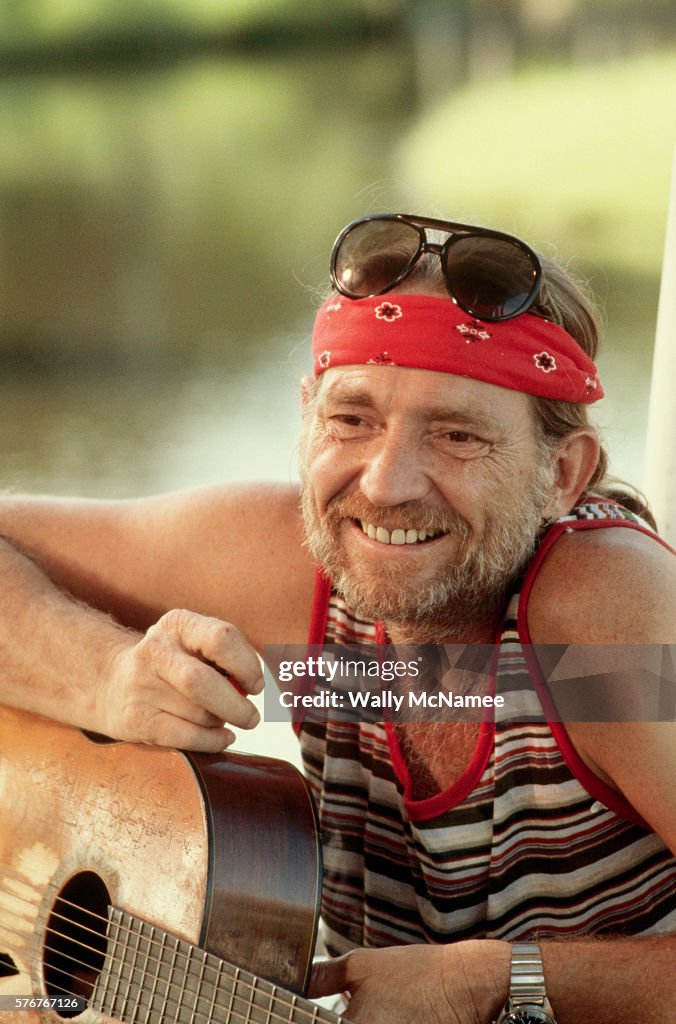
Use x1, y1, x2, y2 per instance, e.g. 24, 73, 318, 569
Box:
300, 453, 555, 642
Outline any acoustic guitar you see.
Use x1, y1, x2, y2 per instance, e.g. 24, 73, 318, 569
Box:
0, 706, 337, 1024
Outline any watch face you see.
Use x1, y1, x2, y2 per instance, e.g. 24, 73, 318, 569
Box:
505, 1010, 556, 1024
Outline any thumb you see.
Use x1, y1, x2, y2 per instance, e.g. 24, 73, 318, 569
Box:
308, 956, 351, 998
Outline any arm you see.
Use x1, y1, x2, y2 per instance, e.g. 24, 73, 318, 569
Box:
0, 483, 313, 643
527, 526, 676, 851
311, 528, 676, 1023
310, 934, 676, 1024
0, 483, 315, 748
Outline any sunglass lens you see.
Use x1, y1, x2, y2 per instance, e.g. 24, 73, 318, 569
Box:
444, 237, 538, 320
334, 220, 422, 297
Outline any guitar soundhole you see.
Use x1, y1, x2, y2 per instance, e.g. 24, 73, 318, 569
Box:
0, 952, 19, 977
43, 871, 110, 1018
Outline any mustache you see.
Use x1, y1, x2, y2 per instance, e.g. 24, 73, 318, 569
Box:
324, 494, 472, 541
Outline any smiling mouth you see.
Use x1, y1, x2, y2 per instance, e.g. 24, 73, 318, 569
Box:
356, 519, 447, 546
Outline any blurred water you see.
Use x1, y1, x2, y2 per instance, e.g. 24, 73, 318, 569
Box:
0, 340, 310, 497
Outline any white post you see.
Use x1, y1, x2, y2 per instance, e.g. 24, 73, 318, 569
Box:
644, 145, 676, 545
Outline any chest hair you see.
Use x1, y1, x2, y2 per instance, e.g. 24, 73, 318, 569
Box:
394, 720, 482, 800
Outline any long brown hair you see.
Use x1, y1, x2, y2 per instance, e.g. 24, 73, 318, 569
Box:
526, 257, 655, 528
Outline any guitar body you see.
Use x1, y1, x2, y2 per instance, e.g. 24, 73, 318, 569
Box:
0, 708, 321, 1023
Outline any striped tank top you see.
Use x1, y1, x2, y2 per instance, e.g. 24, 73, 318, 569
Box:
299, 497, 676, 953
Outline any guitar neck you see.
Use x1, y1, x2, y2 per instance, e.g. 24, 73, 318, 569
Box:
93, 907, 344, 1024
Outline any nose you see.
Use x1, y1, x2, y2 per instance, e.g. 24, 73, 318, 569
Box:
359, 430, 430, 507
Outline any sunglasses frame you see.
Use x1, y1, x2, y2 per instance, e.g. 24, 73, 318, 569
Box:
330, 213, 543, 323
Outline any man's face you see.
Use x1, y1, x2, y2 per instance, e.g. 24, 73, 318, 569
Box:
299, 364, 555, 640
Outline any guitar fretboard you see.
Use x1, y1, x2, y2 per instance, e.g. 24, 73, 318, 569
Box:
92, 907, 343, 1024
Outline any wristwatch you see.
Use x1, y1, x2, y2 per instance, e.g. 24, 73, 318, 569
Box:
494, 942, 558, 1024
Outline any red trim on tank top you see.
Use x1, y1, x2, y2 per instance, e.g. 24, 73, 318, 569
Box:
380, 625, 499, 823
305, 574, 499, 821
292, 567, 333, 735
308, 566, 332, 645
385, 717, 495, 823
517, 515, 673, 831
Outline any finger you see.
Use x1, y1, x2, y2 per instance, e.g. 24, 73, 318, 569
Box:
146, 686, 226, 729
158, 651, 261, 730
308, 956, 351, 999
139, 712, 236, 753
164, 611, 264, 695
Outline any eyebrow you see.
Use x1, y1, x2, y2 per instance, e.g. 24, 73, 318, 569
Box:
318, 382, 506, 432
319, 385, 378, 408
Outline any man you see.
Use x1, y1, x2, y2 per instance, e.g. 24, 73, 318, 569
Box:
0, 213, 674, 1023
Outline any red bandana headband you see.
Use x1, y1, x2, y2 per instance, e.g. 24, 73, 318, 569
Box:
312, 294, 603, 403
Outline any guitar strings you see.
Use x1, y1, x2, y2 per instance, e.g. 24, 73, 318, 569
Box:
32, 947, 342, 1024
2, 922, 341, 1024
0, 894, 341, 1024
19, 933, 340, 1024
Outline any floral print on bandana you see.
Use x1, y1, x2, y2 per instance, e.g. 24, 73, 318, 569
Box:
367, 352, 394, 365
533, 351, 557, 373
318, 350, 331, 369
375, 302, 403, 322
455, 321, 492, 342
585, 376, 598, 391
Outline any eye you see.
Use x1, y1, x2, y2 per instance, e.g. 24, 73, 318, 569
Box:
335, 414, 365, 427
325, 413, 372, 439
446, 431, 477, 443
439, 430, 490, 457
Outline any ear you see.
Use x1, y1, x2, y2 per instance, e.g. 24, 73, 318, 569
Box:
300, 375, 316, 407
545, 428, 600, 520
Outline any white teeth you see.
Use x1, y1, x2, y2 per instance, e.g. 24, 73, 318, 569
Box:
359, 521, 444, 545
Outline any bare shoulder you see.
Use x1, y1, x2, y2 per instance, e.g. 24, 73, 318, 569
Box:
117, 481, 316, 647
527, 526, 675, 643
132, 479, 304, 543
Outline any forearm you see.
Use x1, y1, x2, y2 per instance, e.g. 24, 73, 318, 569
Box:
0, 493, 161, 629
466, 934, 676, 1023
0, 536, 133, 729
540, 934, 676, 1023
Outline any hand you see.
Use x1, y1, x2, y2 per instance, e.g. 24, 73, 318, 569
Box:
97, 608, 264, 750
309, 941, 510, 1024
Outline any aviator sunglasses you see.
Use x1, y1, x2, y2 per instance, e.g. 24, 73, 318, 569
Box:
330, 213, 543, 323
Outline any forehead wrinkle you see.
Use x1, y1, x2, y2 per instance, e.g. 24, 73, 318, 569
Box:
318, 377, 510, 433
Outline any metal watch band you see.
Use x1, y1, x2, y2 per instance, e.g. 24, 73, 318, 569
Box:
509, 942, 546, 1005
